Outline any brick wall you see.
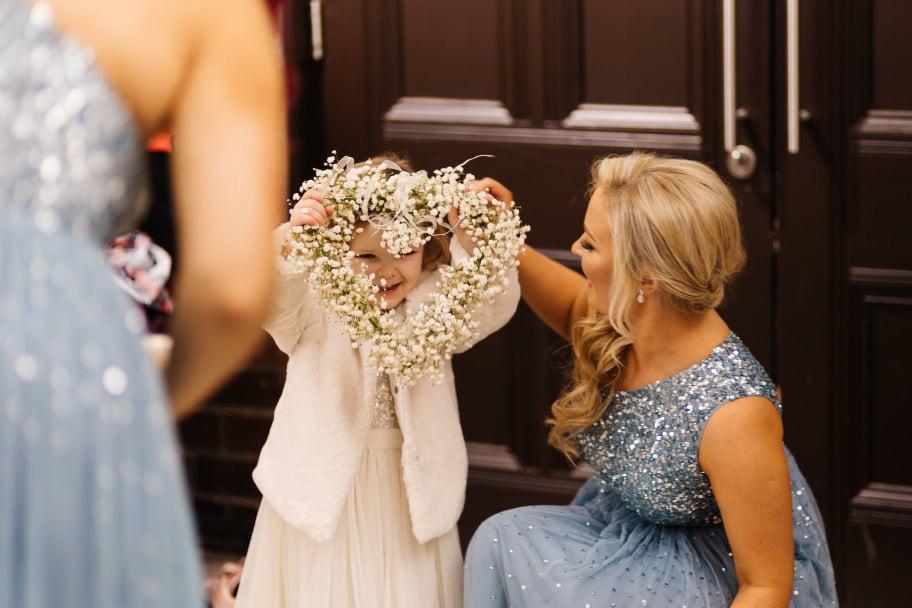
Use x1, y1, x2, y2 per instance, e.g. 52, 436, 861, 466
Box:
179, 341, 286, 553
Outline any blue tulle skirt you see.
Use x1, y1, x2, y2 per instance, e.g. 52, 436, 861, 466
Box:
465, 454, 837, 607
0, 208, 203, 607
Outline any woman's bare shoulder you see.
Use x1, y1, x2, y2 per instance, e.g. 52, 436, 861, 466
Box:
40, 0, 278, 136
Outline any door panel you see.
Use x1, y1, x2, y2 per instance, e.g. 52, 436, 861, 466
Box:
400, 1, 506, 101
581, 0, 691, 107
840, 1, 912, 603
780, 0, 912, 603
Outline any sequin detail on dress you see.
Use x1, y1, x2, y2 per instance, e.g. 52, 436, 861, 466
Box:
576, 333, 779, 526
0, 0, 147, 242
371, 373, 399, 429
0, 1, 202, 606
464, 334, 837, 607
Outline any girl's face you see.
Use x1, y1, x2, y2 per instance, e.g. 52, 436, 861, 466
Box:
349, 225, 425, 309
571, 188, 615, 314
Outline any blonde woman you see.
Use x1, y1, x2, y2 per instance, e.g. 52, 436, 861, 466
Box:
464, 153, 837, 607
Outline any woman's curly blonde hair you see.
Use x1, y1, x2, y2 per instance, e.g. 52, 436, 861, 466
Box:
548, 152, 746, 459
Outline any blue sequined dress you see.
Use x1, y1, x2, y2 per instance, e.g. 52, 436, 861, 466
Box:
0, 1, 202, 606
465, 334, 837, 607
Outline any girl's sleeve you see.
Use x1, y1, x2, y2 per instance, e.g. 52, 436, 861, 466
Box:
262, 223, 319, 354
450, 237, 521, 354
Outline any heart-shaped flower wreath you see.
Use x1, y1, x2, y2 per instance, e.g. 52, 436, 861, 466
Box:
284, 155, 529, 385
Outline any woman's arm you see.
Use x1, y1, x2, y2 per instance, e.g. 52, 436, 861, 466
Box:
471, 178, 590, 340
517, 245, 589, 340
165, 0, 286, 418
700, 397, 795, 608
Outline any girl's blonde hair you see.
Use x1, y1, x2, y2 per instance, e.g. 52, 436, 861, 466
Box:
548, 152, 746, 459
361, 153, 450, 271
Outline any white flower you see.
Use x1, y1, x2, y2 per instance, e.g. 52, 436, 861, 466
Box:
286, 154, 529, 385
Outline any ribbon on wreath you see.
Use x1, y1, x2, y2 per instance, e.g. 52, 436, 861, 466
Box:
315, 154, 495, 238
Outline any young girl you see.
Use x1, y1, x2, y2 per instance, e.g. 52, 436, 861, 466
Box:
234, 159, 521, 607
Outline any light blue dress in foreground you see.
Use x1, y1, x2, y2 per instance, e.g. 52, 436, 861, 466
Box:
0, 1, 202, 606
465, 334, 837, 607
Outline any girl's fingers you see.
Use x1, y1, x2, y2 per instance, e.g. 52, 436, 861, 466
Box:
292, 186, 332, 219
302, 211, 324, 227
301, 190, 324, 204
289, 207, 307, 226
303, 197, 331, 213
292, 199, 330, 226
293, 198, 323, 214
291, 208, 320, 227
306, 201, 329, 224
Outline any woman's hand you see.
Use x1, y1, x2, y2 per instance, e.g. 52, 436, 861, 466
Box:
470, 177, 515, 208
290, 191, 333, 228
446, 177, 517, 255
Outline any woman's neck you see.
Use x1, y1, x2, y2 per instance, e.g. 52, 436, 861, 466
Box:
619, 308, 731, 391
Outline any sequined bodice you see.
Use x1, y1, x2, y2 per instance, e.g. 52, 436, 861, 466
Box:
371, 373, 399, 429
0, 0, 146, 242
577, 334, 780, 526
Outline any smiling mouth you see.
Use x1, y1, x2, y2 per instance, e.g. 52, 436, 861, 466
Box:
379, 282, 401, 293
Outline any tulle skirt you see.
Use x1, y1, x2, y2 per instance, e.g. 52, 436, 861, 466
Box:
0, 208, 203, 607
236, 428, 463, 608
464, 454, 837, 607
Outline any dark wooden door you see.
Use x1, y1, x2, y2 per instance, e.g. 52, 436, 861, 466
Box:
772, 1, 912, 604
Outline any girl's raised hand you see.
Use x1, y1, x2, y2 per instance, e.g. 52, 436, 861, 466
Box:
290, 190, 334, 228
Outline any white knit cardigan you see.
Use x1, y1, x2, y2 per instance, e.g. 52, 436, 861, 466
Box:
251, 224, 520, 543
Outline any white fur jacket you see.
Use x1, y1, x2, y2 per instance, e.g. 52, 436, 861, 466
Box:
252, 224, 520, 544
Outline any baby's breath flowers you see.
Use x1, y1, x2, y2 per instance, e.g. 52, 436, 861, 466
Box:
285, 155, 529, 385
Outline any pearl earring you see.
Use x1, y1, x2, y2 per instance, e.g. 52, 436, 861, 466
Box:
636, 288, 645, 304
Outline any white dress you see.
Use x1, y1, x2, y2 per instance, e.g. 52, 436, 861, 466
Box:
235, 373, 463, 607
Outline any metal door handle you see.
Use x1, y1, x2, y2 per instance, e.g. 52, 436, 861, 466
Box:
787, 0, 800, 153
723, 0, 757, 179
310, 0, 324, 62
